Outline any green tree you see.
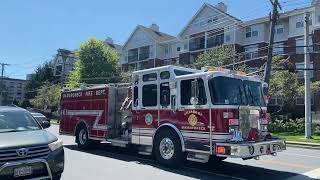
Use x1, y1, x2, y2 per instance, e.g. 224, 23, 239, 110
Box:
194, 45, 247, 72
25, 62, 55, 99
30, 83, 61, 110
65, 38, 119, 89
268, 57, 299, 111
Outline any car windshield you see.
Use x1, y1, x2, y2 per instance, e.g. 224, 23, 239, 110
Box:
208, 76, 265, 106
0, 110, 41, 133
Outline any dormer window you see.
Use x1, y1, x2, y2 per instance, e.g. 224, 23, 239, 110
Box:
245, 26, 258, 38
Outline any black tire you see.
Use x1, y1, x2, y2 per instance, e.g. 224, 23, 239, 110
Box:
154, 129, 184, 168
76, 125, 93, 149
208, 155, 226, 164
52, 174, 61, 180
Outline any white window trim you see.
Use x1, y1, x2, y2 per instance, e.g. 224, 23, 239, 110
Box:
244, 45, 259, 60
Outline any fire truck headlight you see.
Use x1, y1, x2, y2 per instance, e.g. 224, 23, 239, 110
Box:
49, 139, 63, 152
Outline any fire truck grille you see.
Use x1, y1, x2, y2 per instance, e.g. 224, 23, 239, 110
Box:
239, 108, 260, 140
0, 145, 50, 163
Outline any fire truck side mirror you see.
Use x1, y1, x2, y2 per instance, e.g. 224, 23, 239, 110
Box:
171, 95, 177, 112
191, 80, 199, 105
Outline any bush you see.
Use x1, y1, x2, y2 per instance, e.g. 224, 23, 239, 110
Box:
268, 118, 319, 134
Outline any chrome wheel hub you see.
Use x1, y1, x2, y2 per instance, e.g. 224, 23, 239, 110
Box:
79, 129, 87, 145
159, 138, 174, 160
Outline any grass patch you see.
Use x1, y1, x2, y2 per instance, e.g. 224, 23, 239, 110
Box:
272, 132, 320, 143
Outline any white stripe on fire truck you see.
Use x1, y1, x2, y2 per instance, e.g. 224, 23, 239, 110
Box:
182, 132, 232, 140
66, 110, 107, 130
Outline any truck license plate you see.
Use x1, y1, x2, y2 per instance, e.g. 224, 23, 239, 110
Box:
14, 166, 33, 177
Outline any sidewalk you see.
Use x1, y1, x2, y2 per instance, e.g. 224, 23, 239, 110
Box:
286, 140, 320, 150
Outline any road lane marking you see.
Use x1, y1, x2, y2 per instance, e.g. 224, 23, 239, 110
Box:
281, 152, 320, 159
303, 168, 320, 179
261, 160, 315, 170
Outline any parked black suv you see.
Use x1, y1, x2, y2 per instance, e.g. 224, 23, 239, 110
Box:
0, 106, 64, 180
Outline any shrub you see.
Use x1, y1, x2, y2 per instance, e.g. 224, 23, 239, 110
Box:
268, 118, 319, 134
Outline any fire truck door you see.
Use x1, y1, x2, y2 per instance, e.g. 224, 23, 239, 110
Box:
133, 83, 159, 146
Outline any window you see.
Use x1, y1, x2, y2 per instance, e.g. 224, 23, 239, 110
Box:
160, 82, 170, 107
245, 46, 258, 59
128, 48, 138, 62
273, 42, 284, 55
246, 26, 258, 38
142, 84, 157, 107
133, 86, 138, 107
189, 34, 205, 51
180, 79, 207, 105
275, 25, 284, 34
174, 70, 194, 76
143, 73, 157, 82
296, 38, 304, 54
295, 62, 314, 79
139, 46, 150, 60
296, 16, 304, 28
225, 35, 231, 42
318, 15, 320, 23
177, 47, 181, 51
55, 65, 62, 76
160, 71, 170, 79
207, 33, 224, 48
296, 94, 314, 105
268, 96, 283, 106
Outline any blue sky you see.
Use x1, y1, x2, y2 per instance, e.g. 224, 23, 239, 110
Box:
0, 0, 310, 79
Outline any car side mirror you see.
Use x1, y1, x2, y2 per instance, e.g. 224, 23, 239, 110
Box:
191, 80, 199, 105
41, 121, 50, 129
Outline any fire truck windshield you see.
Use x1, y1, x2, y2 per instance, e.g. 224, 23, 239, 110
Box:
208, 76, 265, 106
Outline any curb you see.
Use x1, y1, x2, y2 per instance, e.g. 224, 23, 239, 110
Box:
286, 141, 320, 150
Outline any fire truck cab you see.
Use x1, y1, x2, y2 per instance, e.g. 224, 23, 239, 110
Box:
60, 65, 286, 167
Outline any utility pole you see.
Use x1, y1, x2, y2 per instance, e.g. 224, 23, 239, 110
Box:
304, 12, 312, 139
263, 0, 281, 94
0, 63, 10, 106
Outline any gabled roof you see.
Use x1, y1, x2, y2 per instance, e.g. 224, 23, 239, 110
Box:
123, 25, 177, 48
178, 3, 242, 38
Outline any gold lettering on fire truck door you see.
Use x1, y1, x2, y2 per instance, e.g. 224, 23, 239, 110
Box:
181, 110, 206, 131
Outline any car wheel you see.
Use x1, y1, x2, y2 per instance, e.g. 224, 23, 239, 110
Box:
154, 129, 184, 168
76, 126, 92, 149
52, 174, 61, 180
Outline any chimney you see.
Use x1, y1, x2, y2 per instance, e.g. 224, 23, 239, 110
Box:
149, 23, 159, 32
216, 2, 227, 13
105, 37, 113, 44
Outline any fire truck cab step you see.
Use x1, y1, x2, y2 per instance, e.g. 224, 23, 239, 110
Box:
187, 152, 210, 163
138, 146, 153, 156
108, 139, 129, 148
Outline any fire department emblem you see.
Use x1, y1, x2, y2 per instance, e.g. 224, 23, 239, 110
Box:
188, 114, 198, 127
145, 113, 153, 125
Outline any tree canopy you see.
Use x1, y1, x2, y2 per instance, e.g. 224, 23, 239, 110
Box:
30, 83, 61, 110
25, 62, 55, 99
194, 45, 247, 72
65, 38, 120, 89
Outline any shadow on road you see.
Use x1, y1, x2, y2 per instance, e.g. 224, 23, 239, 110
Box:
64, 144, 312, 180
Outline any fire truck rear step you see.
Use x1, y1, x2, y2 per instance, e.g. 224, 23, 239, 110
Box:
187, 152, 210, 163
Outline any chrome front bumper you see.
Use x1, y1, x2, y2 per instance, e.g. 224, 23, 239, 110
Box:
215, 139, 286, 158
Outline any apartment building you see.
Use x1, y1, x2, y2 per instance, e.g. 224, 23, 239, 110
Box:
0, 77, 27, 105
121, 24, 180, 71
119, 1, 320, 115
52, 48, 76, 82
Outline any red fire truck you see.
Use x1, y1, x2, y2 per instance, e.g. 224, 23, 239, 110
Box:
59, 65, 286, 167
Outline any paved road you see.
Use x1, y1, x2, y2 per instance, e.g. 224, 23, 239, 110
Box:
48, 125, 320, 180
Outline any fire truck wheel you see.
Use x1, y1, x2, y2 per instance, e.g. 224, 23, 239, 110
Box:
76, 126, 92, 149
154, 129, 184, 168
